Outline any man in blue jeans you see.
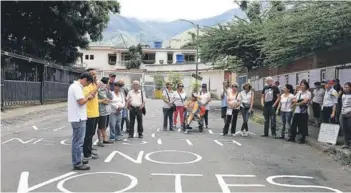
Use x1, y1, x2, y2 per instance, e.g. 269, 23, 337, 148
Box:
67, 72, 95, 170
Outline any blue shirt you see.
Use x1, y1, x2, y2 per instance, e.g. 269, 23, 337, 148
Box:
221, 92, 227, 107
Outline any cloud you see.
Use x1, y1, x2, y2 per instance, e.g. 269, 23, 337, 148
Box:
118, 0, 238, 21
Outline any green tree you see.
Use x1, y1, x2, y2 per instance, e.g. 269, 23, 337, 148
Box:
152, 73, 165, 90
126, 44, 144, 69
1, 1, 120, 65
167, 72, 183, 90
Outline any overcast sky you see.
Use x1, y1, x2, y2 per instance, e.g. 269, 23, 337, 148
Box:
118, 0, 238, 21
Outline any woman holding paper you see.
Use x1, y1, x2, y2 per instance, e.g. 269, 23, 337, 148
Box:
221, 83, 241, 136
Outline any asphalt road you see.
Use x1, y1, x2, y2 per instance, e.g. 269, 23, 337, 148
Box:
1, 99, 351, 192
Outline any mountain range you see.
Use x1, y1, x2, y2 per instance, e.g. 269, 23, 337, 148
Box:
91, 8, 245, 47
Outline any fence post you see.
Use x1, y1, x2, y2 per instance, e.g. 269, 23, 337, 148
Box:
40, 66, 45, 105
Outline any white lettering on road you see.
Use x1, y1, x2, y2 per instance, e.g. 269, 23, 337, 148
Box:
60, 139, 70, 146
157, 128, 160, 132
214, 139, 242, 147
145, 150, 202, 165
214, 140, 223, 146
32, 138, 44, 144
151, 133, 155, 138
266, 175, 342, 193
104, 151, 144, 163
232, 140, 242, 146
57, 172, 137, 193
151, 173, 202, 193
32, 126, 39, 130
208, 129, 214, 134
93, 139, 98, 146
216, 174, 265, 193
157, 138, 162, 145
17, 171, 76, 193
2, 138, 36, 144
186, 139, 193, 146
53, 126, 65, 132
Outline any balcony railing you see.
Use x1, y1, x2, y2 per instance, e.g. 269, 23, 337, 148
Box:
142, 60, 156, 64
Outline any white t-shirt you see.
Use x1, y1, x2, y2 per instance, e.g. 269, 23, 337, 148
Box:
341, 94, 351, 115
174, 91, 186, 106
67, 81, 87, 122
280, 93, 294, 112
312, 88, 325, 104
110, 91, 125, 113
162, 89, 174, 108
199, 91, 211, 110
240, 90, 252, 107
294, 90, 312, 114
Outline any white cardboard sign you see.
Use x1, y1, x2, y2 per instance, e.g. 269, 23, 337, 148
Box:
317, 123, 340, 145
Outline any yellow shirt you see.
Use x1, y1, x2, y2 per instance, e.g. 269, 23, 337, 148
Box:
84, 83, 99, 118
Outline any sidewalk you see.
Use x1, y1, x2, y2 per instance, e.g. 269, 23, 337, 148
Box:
210, 101, 351, 165
1, 102, 67, 120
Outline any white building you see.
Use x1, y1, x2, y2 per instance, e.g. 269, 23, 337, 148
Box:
76, 44, 234, 98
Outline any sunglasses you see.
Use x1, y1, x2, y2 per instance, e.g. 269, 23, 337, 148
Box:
232, 85, 238, 88
178, 85, 184, 87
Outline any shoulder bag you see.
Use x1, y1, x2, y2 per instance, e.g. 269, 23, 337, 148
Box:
166, 90, 176, 112
141, 90, 146, 115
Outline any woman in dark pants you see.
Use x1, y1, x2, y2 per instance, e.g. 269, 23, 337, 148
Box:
289, 81, 312, 144
341, 82, 351, 149
239, 83, 254, 136
221, 83, 241, 136
162, 82, 175, 131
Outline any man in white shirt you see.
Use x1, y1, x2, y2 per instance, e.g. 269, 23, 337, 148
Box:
126, 80, 146, 138
322, 80, 338, 123
312, 82, 325, 126
67, 72, 94, 170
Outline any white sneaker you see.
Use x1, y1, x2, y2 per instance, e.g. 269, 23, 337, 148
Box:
242, 131, 247, 136
245, 131, 249, 136
184, 129, 189, 134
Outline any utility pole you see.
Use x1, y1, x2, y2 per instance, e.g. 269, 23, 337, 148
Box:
180, 19, 200, 91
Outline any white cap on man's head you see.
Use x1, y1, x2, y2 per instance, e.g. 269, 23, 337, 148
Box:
266, 77, 273, 82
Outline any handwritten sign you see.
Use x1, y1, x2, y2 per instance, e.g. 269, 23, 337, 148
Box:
317, 123, 340, 145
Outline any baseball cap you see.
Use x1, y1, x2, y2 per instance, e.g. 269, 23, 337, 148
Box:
109, 73, 116, 78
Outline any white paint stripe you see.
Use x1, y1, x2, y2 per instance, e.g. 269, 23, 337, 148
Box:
33, 138, 44, 144
186, 139, 193, 146
151, 133, 155, 138
214, 140, 223, 146
247, 131, 256, 135
208, 129, 214, 134
32, 125, 38, 130
53, 126, 66, 132
157, 138, 162, 145
178, 128, 181, 132
229, 184, 266, 187
232, 140, 242, 146
157, 128, 160, 132
134, 133, 138, 138
93, 139, 98, 146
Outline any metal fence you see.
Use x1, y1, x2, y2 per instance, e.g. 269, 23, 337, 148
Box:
1, 50, 84, 108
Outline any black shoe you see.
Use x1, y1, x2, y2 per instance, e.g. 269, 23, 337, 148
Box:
85, 153, 99, 160
138, 134, 143, 138
260, 134, 268, 137
287, 138, 295, 142
163, 128, 167, 131
272, 135, 277, 139
299, 140, 305, 144
128, 135, 133, 138
278, 136, 285, 139
82, 159, 89, 164
342, 144, 350, 149
170, 128, 174, 131
92, 147, 97, 151
73, 164, 90, 170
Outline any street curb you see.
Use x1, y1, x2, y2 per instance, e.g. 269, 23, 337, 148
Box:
250, 114, 351, 165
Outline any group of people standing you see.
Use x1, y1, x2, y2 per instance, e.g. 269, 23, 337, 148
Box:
162, 82, 211, 132
218, 77, 351, 147
67, 68, 146, 170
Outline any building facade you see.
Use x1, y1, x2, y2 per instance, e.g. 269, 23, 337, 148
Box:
76, 45, 233, 98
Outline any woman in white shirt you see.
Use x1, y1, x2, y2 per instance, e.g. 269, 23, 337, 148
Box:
199, 83, 211, 129
173, 83, 187, 129
276, 84, 294, 139
109, 82, 126, 141
239, 83, 254, 136
289, 81, 311, 144
341, 82, 351, 149
312, 82, 325, 126
221, 83, 241, 136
